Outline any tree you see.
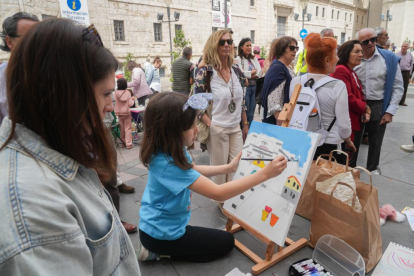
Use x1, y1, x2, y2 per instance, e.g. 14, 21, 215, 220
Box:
123, 53, 134, 82
260, 46, 268, 60
170, 29, 192, 81
171, 29, 192, 63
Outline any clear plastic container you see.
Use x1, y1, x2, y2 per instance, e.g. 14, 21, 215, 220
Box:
313, 235, 365, 276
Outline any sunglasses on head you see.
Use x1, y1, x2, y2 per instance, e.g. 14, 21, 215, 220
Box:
361, 37, 377, 46
82, 24, 104, 47
218, 39, 233, 46
288, 45, 299, 51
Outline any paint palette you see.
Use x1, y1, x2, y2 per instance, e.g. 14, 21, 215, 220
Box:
291, 235, 365, 276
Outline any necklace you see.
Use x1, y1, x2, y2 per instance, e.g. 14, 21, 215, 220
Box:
217, 67, 236, 113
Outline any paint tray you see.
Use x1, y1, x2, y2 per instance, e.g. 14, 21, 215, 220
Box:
313, 235, 365, 276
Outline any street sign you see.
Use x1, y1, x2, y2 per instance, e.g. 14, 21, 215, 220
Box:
300, 29, 308, 39
59, 0, 90, 25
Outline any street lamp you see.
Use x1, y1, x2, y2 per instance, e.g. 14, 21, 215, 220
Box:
294, 0, 311, 40
157, 0, 179, 64
381, 0, 394, 30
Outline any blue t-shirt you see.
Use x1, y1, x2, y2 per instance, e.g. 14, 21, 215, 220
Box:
139, 150, 201, 240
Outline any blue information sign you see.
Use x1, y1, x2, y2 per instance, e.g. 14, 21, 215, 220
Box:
300, 29, 308, 39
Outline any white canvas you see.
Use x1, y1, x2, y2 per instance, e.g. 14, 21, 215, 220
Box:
223, 121, 320, 246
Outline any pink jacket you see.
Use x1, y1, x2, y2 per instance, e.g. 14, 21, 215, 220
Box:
127, 68, 152, 99
114, 89, 134, 116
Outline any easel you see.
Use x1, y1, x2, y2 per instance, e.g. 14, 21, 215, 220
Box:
223, 84, 305, 275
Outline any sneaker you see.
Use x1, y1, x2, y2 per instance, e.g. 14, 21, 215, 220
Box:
136, 240, 160, 261
401, 144, 414, 153
371, 169, 381, 175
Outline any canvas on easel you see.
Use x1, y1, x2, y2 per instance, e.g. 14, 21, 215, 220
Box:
223, 121, 320, 246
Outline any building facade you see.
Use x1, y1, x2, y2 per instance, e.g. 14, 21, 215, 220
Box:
367, 0, 414, 49
1, 0, 369, 73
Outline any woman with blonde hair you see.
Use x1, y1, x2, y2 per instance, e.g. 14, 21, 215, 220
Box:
194, 30, 248, 185
126, 60, 152, 105
289, 33, 355, 164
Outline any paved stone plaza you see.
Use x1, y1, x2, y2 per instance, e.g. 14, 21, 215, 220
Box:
117, 83, 414, 276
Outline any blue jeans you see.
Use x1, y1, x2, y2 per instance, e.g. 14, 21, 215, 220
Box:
245, 85, 256, 125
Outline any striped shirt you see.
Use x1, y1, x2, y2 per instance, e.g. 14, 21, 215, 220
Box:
172, 57, 193, 93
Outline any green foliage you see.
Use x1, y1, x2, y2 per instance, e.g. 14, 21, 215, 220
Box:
260, 46, 267, 60
169, 29, 192, 82
404, 37, 411, 45
123, 53, 134, 82
171, 29, 192, 63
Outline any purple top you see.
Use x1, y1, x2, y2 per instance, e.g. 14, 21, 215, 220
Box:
396, 51, 413, 74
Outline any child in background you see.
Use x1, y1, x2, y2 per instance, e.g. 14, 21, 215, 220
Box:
114, 78, 134, 149
137, 92, 287, 262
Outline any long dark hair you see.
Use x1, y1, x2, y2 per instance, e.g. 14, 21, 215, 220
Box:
238, 38, 254, 60
337, 40, 361, 66
140, 92, 197, 170
3, 18, 118, 182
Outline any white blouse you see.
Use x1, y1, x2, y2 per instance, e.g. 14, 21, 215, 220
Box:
210, 68, 244, 128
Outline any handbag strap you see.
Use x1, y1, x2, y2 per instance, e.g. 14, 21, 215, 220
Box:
329, 149, 349, 171
330, 182, 357, 209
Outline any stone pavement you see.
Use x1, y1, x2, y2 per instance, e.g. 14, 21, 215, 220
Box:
117, 84, 414, 276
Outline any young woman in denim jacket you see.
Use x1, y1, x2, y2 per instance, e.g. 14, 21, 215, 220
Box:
0, 19, 141, 275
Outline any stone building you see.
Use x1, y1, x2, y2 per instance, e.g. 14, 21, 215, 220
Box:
367, 0, 414, 50
1, 0, 369, 74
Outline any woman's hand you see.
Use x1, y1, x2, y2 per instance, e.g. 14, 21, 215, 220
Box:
251, 69, 257, 76
262, 156, 288, 179
362, 113, 370, 123
344, 138, 357, 153
228, 152, 242, 173
242, 125, 249, 143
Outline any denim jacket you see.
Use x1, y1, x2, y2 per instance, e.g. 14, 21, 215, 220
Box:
0, 118, 141, 275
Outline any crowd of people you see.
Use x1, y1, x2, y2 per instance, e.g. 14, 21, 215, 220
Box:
0, 11, 413, 275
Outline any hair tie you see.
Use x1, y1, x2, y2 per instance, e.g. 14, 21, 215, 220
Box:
182, 93, 213, 112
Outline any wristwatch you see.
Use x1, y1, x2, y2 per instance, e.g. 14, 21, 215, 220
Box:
243, 121, 249, 126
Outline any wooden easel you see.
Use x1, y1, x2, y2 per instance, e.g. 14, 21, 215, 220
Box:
223, 84, 304, 275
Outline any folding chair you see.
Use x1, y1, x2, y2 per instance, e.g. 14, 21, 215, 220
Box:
131, 107, 145, 144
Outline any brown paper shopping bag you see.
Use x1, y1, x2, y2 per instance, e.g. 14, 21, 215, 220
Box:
309, 167, 382, 272
295, 149, 350, 220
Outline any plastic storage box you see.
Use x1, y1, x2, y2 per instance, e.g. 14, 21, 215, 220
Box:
289, 235, 365, 276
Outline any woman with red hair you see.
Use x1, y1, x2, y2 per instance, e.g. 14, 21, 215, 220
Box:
289, 33, 355, 164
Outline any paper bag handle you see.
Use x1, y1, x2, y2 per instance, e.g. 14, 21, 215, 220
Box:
315, 154, 339, 173
353, 166, 373, 191
329, 181, 357, 208
329, 149, 349, 171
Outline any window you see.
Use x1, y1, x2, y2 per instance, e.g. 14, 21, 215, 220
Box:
175, 24, 182, 36
350, 14, 352, 22
277, 16, 287, 37
361, 16, 364, 24
322, 7, 325, 17
331, 10, 334, 19
251, 30, 255, 43
345, 13, 347, 21
153, 23, 162, 42
212, 27, 218, 32
357, 15, 359, 23
316, 6, 319, 16
41, 14, 56, 20
250, 0, 255, 6
114, 20, 125, 41
337, 11, 340, 20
